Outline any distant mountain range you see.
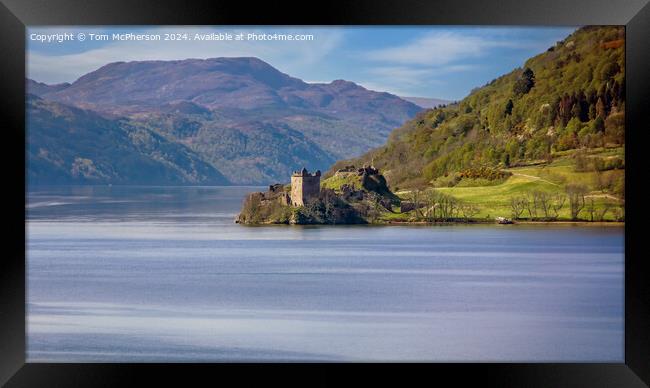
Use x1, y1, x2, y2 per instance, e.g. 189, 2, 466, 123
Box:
27, 95, 229, 185
27, 57, 427, 185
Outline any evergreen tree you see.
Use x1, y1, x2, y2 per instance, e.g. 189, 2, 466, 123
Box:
578, 92, 589, 122
513, 68, 535, 95
571, 99, 582, 120
504, 99, 514, 115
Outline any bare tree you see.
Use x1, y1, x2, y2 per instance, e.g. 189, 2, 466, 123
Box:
524, 191, 538, 219
460, 203, 480, 221
534, 191, 552, 219
586, 197, 596, 222
549, 193, 566, 220
566, 184, 588, 220
406, 189, 424, 220
510, 196, 527, 219
595, 200, 613, 222
613, 205, 625, 222
450, 197, 460, 219
424, 189, 439, 222
438, 193, 458, 220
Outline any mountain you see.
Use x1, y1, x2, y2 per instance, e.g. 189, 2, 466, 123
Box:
400, 96, 451, 109
26, 79, 71, 96
26, 94, 229, 186
29, 57, 423, 184
329, 26, 625, 190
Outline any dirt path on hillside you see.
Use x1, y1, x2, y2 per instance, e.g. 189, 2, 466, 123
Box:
510, 172, 559, 186
396, 174, 623, 202
585, 193, 623, 201
512, 174, 623, 201
395, 173, 559, 195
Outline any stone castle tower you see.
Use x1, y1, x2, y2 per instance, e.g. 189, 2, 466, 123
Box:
290, 168, 321, 206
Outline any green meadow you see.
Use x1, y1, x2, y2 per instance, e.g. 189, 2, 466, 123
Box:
391, 148, 624, 222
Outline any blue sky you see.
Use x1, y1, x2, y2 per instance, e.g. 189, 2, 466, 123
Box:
27, 26, 576, 101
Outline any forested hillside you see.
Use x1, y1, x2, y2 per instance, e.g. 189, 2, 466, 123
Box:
330, 26, 625, 198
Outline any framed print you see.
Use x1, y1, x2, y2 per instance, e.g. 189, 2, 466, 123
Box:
1, 0, 649, 386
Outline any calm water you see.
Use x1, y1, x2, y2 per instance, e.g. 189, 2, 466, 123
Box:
26, 186, 624, 362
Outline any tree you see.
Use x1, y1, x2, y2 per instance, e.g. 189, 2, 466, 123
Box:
549, 193, 566, 219
321, 188, 338, 223
596, 97, 606, 118
504, 99, 514, 116
577, 92, 590, 122
592, 116, 605, 133
612, 205, 625, 222
513, 68, 535, 96
510, 196, 527, 219
366, 192, 383, 223
600, 62, 620, 82
566, 183, 588, 220
532, 191, 564, 220
437, 193, 458, 220
573, 149, 590, 172
460, 203, 480, 221
604, 112, 624, 144
524, 191, 538, 219
610, 81, 621, 107
558, 93, 576, 126
534, 191, 552, 219
586, 197, 596, 221
571, 99, 583, 121
522, 67, 535, 83
407, 189, 424, 220
424, 189, 440, 221
597, 200, 614, 221
588, 104, 597, 120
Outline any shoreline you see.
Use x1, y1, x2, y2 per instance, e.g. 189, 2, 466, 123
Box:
380, 220, 624, 226
508, 220, 624, 226
240, 219, 625, 227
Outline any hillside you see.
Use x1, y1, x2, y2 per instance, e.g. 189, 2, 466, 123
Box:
330, 26, 625, 198
28, 57, 423, 184
26, 95, 229, 186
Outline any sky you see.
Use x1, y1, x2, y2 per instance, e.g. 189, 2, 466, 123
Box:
27, 26, 577, 101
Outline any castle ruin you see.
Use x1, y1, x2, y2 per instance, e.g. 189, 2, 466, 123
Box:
290, 167, 321, 206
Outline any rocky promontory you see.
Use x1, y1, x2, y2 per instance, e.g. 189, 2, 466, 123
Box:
236, 166, 400, 225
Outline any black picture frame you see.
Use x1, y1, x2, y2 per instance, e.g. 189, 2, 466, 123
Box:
1, 0, 648, 386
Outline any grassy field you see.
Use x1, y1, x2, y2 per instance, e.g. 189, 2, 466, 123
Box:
321, 173, 362, 192
393, 148, 625, 222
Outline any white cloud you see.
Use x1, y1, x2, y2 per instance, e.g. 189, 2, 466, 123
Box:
353, 81, 417, 98
362, 66, 439, 93
27, 27, 345, 84
356, 30, 541, 98
354, 63, 478, 97
368, 64, 477, 83
365, 30, 528, 66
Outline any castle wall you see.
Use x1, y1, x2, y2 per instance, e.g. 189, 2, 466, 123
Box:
291, 175, 320, 206
301, 175, 321, 202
